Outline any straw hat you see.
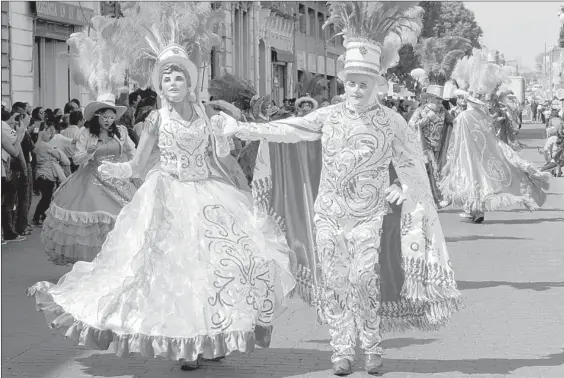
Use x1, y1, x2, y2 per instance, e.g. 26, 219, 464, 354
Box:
295, 94, 319, 110
83, 93, 127, 121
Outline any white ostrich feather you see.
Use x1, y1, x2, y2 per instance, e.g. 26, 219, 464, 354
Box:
66, 16, 127, 98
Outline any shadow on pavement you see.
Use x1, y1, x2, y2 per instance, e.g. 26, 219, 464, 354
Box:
440, 208, 563, 214
76, 348, 336, 378
480, 217, 564, 225
74, 348, 564, 377
504, 207, 564, 212
457, 280, 564, 291
445, 235, 531, 243
382, 349, 564, 376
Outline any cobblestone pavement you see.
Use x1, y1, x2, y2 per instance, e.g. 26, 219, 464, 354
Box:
2, 122, 563, 378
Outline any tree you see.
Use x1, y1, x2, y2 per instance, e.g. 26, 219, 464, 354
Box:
419, 2, 442, 39
390, 2, 483, 87
431, 2, 483, 48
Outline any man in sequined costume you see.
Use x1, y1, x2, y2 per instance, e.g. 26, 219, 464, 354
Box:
220, 8, 462, 373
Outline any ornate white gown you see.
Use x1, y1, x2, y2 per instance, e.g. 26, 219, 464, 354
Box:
28, 107, 296, 362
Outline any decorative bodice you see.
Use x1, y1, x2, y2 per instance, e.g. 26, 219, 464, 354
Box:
94, 138, 124, 163
157, 116, 212, 181
315, 105, 395, 219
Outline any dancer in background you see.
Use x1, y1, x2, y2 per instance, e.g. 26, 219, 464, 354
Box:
28, 6, 295, 372
408, 36, 471, 209
40, 18, 140, 265
441, 49, 551, 224
221, 3, 462, 375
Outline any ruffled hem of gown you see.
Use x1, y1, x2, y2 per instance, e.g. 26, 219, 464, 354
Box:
41, 203, 115, 265
27, 282, 273, 362
48, 202, 116, 224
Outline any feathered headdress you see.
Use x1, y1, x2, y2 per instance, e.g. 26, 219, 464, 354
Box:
451, 48, 511, 104
451, 55, 471, 90
114, 2, 225, 88
414, 36, 472, 86
295, 73, 327, 98
67, 15, 127, 98
323, 2, 424, 89
208, 73, 257, 111
208, 74, 274, 120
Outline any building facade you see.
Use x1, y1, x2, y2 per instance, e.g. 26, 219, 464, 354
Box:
1, 1, 343, 109
2, 1, 97, 109
257, 1, 345, 104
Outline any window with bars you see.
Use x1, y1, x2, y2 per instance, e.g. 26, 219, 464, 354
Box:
298, 4, 306, 34
318, 12, 324, 40
308, 8, 315, 37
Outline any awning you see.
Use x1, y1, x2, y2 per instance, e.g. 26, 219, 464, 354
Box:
272, 48, 294, 63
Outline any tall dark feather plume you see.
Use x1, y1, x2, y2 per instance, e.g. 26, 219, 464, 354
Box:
415, 36, 472, 86
208, 73, 257, 111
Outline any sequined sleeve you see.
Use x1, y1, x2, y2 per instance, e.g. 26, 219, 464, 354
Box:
210, 115, 231, 158
73, 127, 95, 166
143, 110, 161, 137
234, 106, 333, 143
118, 125, 136, 161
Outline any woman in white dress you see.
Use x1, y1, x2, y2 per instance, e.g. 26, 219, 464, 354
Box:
28, 26, 295, 371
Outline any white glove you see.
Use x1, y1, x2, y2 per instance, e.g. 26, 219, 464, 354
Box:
98, 161, 133, 179
385, 182, 408, 205
219, 111, 239, 137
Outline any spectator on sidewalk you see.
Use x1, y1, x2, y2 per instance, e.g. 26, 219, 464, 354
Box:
32, 126, 69, 226
8, 104, 35, 236
120, 91, 142, 147
48, 121, 74, 177
70, 98, 81, 109
2, 111, 28, 243
63, 101, 80, 115
60, 110, 84, 173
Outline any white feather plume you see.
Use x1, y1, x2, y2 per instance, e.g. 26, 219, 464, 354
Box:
67, 16, 127, 98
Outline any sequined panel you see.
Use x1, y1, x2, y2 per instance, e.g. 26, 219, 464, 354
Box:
315, 106, 394, 219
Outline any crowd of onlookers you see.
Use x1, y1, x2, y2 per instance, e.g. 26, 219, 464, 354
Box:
1, 88, 158, 245
3, 88, 561, 244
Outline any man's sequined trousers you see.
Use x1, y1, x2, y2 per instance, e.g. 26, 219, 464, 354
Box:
315, 214, 384, 363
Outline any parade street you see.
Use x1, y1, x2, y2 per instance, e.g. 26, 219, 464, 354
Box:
2, 122, 563, 378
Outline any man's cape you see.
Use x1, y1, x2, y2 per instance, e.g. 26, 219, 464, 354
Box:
250, 108, 462, 333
